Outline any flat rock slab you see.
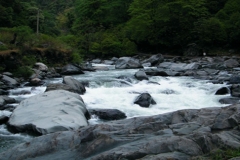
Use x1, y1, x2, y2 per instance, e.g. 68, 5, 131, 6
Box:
8, 90, 89, 135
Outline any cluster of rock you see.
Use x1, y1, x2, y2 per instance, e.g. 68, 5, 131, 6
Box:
2, 53, 240, 159
2, 104, 240, 160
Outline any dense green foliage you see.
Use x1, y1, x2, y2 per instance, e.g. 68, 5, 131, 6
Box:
0, 0, 240, 58
72, 0, 240, 55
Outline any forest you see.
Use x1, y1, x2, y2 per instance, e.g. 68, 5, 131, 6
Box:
0, 0, 240, 59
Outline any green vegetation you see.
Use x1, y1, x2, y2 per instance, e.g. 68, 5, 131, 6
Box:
13, 66, 34, 79
0, 0, 240, 68
194, 148, 240, 160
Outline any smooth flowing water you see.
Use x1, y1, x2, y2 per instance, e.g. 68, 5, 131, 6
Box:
0, 66, 230, 152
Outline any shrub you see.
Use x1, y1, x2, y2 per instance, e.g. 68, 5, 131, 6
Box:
13, 66, 33, 79
21, 55, 37, 66
71, 52, 83, 64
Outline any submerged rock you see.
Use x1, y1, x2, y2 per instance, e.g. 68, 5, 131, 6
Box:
134, 93, 157, 107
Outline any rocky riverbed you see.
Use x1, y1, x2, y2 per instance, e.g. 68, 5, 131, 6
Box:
1, 54, 240, 159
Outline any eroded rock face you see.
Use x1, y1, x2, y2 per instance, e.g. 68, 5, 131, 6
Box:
2, 105, 240, 160
8, 90, 90, 135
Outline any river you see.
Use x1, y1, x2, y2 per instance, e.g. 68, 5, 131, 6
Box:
0, 65, 230, 153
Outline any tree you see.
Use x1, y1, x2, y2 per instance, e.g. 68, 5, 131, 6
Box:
126, 0, 209, 52
195, 17, 227, 47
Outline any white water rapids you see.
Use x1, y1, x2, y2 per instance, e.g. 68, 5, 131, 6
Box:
0, 66, 231, 152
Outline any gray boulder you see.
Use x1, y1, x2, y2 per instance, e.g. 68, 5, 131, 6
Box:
63, 76, 86, 95
1, 75, 19, 88
88, 109, 127, 120
26, 77, 45, 86
91, 59, 102, 63
229, 75, 240, 84
61, 64, 84, 75
142, 54, 164, 66
145, 68, 180, 77
8, 90, 90, 135
224, 59, 239, 68
45, 83, 82, 94
115, 57, 142, 69
219, 97, 240, 104
0, 96, 16, 109
134, 70, 149, 80
103, 60, 114, 65
158, 62, 199, 72
134, 93, 157, 107
33, 62, 48, 72
231, 84, 240, 97
141, 54, 164, 66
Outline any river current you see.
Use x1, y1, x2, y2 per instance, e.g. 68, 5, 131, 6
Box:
0, 65, 230, 153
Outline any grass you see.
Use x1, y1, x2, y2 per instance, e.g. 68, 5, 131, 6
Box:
193, 148, 240, 160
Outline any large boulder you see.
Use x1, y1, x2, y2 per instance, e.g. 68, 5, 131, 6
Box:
8, 90, 90, 135
63, 76, 86, 95
141, 54, 164, 66
115, 57, 142, 69
45, 82, 86, 94
61, 64, 84, 75
1, 75, 19, 88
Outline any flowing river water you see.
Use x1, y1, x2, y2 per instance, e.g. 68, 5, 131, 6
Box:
0, 65, 230, 153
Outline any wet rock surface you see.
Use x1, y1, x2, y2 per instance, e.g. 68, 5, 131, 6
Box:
1, 104, 240, 159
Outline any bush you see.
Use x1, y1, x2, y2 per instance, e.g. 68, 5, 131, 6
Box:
13, 66, 33, 79
21, 55, 37, 66
71, 52, 83, 64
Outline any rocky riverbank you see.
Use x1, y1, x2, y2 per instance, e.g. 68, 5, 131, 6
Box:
1, 54, 240, 159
